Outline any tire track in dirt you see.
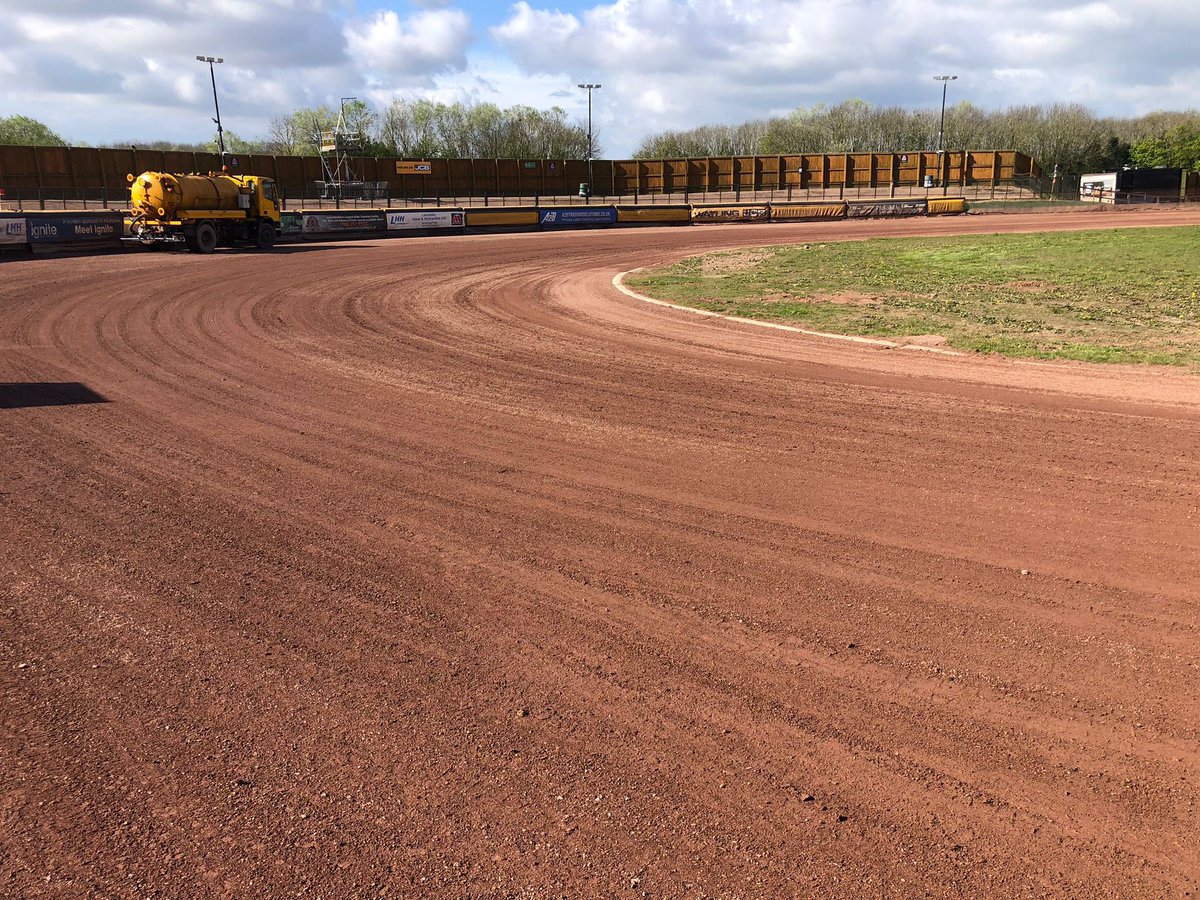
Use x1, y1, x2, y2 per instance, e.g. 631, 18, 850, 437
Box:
2, 208, 1199, 897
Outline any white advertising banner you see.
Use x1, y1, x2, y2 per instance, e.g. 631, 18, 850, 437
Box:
386, 210, 464, 231
0, 217, 27, 244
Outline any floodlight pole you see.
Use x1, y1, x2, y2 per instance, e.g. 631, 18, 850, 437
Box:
197, 55, 226, 163
934, 74, 957, 186
578, 83, 601, 199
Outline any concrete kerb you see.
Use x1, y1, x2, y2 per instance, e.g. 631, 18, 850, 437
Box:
612, 267, 965, 357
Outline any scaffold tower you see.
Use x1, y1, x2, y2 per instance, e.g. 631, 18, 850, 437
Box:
318, 98, 362, 193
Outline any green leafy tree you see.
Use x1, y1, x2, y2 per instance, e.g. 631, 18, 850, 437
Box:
102, 139, 207, 151
379, 98, 444, 158
633, 99, 1178, 178
376, 99, 591, 158
205, 131, 265, 155
0, 115, 67, 146
1130, 123, 1200, 170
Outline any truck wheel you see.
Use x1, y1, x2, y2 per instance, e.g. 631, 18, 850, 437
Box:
255, 220, 277, 249
194, 222, 218, 254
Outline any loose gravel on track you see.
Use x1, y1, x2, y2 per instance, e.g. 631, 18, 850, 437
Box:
2, 207, 1200, 897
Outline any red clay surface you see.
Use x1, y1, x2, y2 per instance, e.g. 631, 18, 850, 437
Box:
3, 207, 1200, 898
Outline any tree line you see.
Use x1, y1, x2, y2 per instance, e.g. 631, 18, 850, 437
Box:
5, 99, 1200, 176
632, 100, 1200, 178
0, 100, 596, 161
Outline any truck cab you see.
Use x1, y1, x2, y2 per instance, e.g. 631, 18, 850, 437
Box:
246, 176, 281, 222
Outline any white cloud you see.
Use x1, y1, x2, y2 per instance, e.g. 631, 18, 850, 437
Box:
1046, 2, 1127, 30
2, 0, 1199, 155
344, 9, 472, 76
492, 2, 582, 45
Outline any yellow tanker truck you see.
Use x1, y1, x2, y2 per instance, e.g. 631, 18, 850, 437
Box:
125, 170, 281, 252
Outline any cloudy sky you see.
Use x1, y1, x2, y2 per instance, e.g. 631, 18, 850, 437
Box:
4, 0, 1199, 155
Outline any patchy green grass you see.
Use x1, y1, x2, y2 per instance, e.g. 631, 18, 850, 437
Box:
625, 226, 1200, 366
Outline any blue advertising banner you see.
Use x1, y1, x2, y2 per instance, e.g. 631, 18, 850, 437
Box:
538, 207, 617, 228
26, 212, 123, 244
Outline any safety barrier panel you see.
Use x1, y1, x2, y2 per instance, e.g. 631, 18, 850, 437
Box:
845, 199, 928, 218
926, 198, 967, 215
691, 205, 770, 223
464, 208, 539, 228
769, 203, 848, 221
24, 211, 123, 245
615, 205, 691, 224
386, 209, 466, 231
300, 210, 386, 235
538, 207, 617, 228
0, 213, 26, 244
5, 198, 973, 254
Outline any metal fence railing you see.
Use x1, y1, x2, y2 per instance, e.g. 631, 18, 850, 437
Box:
272, 180, 1052, 210
1075, 187, 1188, 205
0, 187, 131, 211
15, 179, 1195, 212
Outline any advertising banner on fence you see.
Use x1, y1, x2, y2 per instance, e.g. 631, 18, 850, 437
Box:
280, 212, 304, 234
538, 207, 617, 228
301, 211, 386, 234
926, 198, 967, 215
386, 210, 465, 231
465, 209, 539, 228
691, 206, 770, 223
615, 206, 691, 224
26, 212, 122, 244
0, 216, 26, 244
845, 200, 927, 218
769, 203, 847, 221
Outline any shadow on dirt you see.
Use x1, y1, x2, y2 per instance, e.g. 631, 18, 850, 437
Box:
0, 382, 110, 409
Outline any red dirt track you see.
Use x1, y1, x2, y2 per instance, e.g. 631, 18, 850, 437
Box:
3, 208, 1200, 897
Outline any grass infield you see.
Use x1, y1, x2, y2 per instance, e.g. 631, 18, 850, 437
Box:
625, 226, 1200, 366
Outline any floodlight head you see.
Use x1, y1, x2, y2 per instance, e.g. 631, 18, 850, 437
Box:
934, 74, 957, 82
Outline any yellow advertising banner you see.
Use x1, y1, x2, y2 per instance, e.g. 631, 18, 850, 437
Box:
769, 204, 847, 220
395, 161, 433, 175
926, 198, 967, 215
616, 206, 691, 223
464, 209, 539, 227
690, 205, 769, 223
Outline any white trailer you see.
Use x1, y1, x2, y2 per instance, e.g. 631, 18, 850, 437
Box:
1079, 173, 1117, 204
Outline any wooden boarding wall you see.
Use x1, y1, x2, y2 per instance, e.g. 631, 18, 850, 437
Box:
0, 146, 1038, 199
